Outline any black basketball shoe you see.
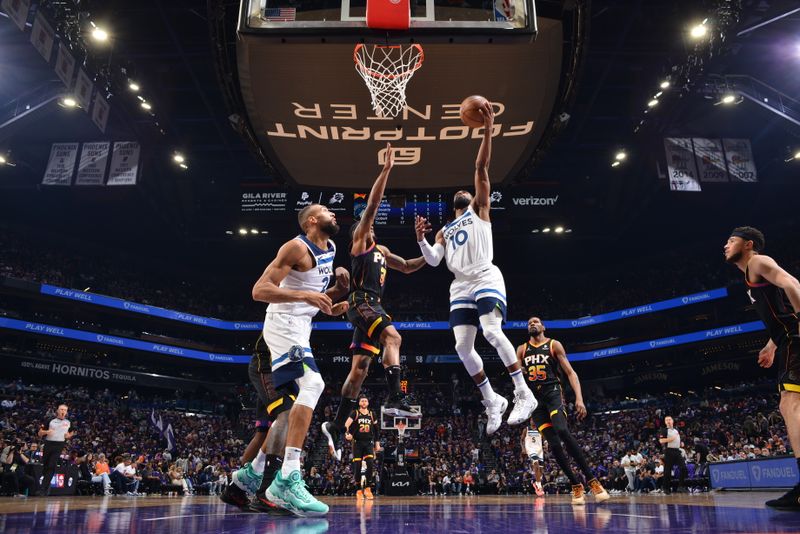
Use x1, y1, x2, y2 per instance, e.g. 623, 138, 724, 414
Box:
383, 393, 421, 418
219, 481, 250, 510
765, 483, 800, 510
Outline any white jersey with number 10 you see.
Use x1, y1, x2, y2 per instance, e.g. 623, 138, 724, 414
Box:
442, 206, 494, 280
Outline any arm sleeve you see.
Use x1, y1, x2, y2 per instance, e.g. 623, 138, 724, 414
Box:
417, 239, 444, 267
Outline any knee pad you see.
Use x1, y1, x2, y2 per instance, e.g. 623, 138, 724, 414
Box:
294, 371, 325, 409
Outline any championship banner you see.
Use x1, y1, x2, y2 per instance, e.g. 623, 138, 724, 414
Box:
91, 92, 110, 133
75, 142, 110, 185
74, 68, 94, 111
664, 138, 701, 192
723, 138, 757, 182
42, 142, 78, 185
692, 138, 729, 183
55, 42, 76, 89
30, 10, 55, 62
1, 0, 30, 31
107, 141, 140, 185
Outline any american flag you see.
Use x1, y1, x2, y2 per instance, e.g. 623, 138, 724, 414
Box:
263, 7, 296, 22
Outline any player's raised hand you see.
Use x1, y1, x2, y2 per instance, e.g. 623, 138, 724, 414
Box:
415, 216, 432, 241
303, 291, 333, 315
383, 142, 394, 170
479, 100, 494, 128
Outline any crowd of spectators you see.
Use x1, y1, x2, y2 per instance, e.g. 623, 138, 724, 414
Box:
6, 227, 787, 323
0, 373, 793, 499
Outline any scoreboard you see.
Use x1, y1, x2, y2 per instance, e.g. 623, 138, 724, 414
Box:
353, 193, 447, 226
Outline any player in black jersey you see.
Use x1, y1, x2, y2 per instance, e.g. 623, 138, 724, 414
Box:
323, 143, 426, 461
517, 317, 610, 505
220, 333, 296, 514
345, 396, 381, 500
724, 226, 800, 510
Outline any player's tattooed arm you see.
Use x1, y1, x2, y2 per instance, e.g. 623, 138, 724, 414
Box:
381, 245, 427, 274
352, 142, 394, 255
252, 240, 334, 314
552, 340, 587, 420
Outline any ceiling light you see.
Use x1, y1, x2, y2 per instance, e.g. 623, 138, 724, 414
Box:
655, 91, 663, 98
565, 229, 572, 233
61, 97, 77, 108
542, 227, 551, 233
179, 163, 188, 170
140, 102, 151, 110
615, 151, 627, 161
173, 153, 185, 163
225, 230, 233, 235
261, 231, 269, 234
91, 27, 109, 42
0, 155, 5, 165
250, 228, 259, 234
720, 93, 736, 104
554, 226, 564, 234
690, 22, 708, 39
238, 228, 248, 235
128, 82, 140, 92
611, 161, 621, 168
647, 99, 659, 108
794, 151, 800, 160
660, 80, 670, 89
531, 229, 540, 234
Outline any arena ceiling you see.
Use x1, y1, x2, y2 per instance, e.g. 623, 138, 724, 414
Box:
0, 0, 798, 263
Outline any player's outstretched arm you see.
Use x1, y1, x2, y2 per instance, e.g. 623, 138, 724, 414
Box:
381, 245, 427, 274
325, 266, 350, 302
415, 216, 444, 266
552, 340, 587, 420
352, 142, 394, 255
472, 101, 494, 220
252, 240, 334, 314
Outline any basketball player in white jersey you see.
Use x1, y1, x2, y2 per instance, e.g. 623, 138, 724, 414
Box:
251, 203, 350, 516
414, 100, 537, 434
522, 426, 545, 497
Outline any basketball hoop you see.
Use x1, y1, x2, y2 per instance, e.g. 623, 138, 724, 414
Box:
395, 420, 408, 440
354, 44, 424, 119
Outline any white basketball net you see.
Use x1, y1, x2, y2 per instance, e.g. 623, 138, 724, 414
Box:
354, 44, 424, 119
395, 421, 408, 439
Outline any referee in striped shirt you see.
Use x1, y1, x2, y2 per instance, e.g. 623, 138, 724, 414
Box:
36, 404, 74, 496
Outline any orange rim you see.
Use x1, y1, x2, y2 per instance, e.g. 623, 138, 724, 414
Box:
354, 43, 425, 80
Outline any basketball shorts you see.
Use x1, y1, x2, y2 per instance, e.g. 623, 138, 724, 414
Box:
347, 293, 392, 357
524, 428, 544, 461
352, 440, 375, 462
530, 384, 567, 431
776, 337, 800, 393
448, 264, 508, 327
249, 351, 295, 430
262, 312, 320, 394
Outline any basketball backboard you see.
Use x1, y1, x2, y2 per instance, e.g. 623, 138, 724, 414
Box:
234, 0, 566, 189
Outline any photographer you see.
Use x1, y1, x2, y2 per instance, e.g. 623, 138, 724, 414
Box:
2, 441, 36, 497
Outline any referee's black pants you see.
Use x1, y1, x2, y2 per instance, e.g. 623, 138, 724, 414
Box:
40, 441, 63, 494
663, 448, 687, 494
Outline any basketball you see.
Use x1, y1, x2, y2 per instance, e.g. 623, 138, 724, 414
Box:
460, 95, 489, 128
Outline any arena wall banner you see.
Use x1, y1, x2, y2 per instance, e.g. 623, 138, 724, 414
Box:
568, 321, 765, 361
39, 283, 728, 332
74, 68, 94, 111
55, 42, 76, 90
723, 138, 757, 182
0, 317, 249, 364
7, 354, 233, 391
75, 142, 110, 185
1, 0, 31, 31
91, 92, 111, 133
106, 141, 139, 185
692, 138, 729, 183
709, 456, 798, 490
664, 138, 702, 192
42, 142, 79, 185
30, 10, 55, 62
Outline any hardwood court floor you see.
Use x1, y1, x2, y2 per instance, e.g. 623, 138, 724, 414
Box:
1, 493, 799, 533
